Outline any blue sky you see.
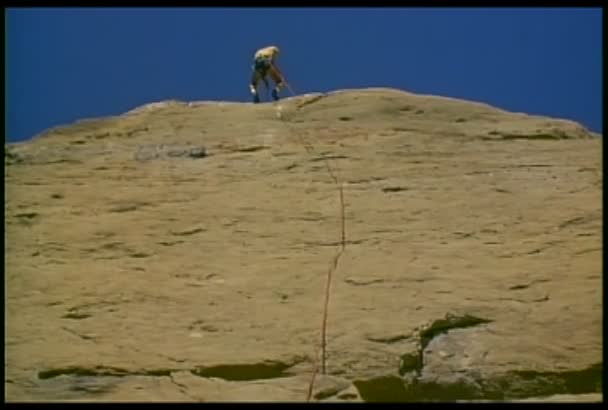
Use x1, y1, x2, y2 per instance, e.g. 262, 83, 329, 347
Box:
5, 7, 603, 142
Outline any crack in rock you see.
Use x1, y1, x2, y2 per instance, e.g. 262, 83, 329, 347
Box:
399, 353, 423, 376
108, 201, 150, 213
171, 227, 206, 236
158, 240, 185, 246
574, 248, 601, 255
418, 314, 493, 355
37, 366, 178, 380
366, 334, 412, 344
345, 277, 385, 286
559, 214, 599, 229
232, 145, 269, 153
168, 373, 199, 401
62, 326, 96, 341
301, 239, 366, 247
62, 312, 92, 320
498, 133, 569, 141
309, 154, 349, 162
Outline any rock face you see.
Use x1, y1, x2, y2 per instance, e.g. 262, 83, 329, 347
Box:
4, 88, 602, 402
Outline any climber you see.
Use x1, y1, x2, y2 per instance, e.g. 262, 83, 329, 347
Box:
249, 45, 286, 103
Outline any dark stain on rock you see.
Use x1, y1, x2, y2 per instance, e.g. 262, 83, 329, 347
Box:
129, 251, 151, 258
191, 360, 301, 381
399, 353, 422, 376
188, 147, 207, 158
509, 284, 530, 290
101, 242, 124, 250
109, 204, 140, 213
15, 212, 39, 219
355, 362, 602, 402
354, 376, 410, 402
382, 186, 409, 193
93, 132, 111, 139
504, 363, 602, 397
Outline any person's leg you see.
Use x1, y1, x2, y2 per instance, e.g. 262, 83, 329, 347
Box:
250, 70, 262, 103
268, 66, 284, 101
263, 77, 270, 94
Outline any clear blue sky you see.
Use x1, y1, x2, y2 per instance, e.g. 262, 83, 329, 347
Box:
5, 7, 603, 142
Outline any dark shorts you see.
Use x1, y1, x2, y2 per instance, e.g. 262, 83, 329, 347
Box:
253, 57, 272, 75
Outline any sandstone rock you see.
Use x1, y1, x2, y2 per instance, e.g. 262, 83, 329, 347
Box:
5, 88, 601, 402
310, 374, 352, 400
188, 147, 207, 158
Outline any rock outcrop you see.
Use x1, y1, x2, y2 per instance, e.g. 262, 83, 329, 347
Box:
5, 88, 602, 402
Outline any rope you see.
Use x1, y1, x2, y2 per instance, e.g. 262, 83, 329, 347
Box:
275, 93, 348, 402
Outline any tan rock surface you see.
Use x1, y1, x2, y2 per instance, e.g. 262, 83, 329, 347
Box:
5, 88, 602, 402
